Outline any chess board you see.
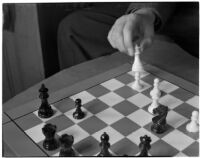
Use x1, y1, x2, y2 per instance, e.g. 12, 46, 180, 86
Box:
3, 63, 199, 157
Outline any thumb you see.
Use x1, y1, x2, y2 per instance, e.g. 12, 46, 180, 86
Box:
140, 37, 153, 52
140, 22, 154, 52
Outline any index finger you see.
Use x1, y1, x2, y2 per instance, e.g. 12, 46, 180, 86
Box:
123, 19, 139, 56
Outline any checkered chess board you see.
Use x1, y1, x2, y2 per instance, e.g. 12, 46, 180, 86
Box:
14, 70, 199, 156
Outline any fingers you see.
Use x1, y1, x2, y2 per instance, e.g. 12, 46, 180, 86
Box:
107, 26, 116, 49
108, 13, 155, 56
107, 16, 126, 53
140, 37, 153, 52
107, 15, 140, 55
123, 19, 135, 56
140, 22, 154, 51
123, 16, 142, 56
112, 22, 126, 52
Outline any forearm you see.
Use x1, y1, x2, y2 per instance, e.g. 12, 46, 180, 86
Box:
126, 2, 176, 30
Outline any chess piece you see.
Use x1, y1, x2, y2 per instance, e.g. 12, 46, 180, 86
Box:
148, 78, 161, 114
151, 105, 168, 134
42, 123, 59, 151
186, 111, 199, 133
131, 45, 144, 73
38, 84, 54, 118
98, 132, 112, 156
138, 135, 151, 157
131, 45, 144, 91
131, 72, 143, 90
59, 134, 75, 157
73, 98, 85, 119
150, 78, 161, 97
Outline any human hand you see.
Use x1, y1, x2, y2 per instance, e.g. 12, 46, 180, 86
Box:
107, 8, 155, 56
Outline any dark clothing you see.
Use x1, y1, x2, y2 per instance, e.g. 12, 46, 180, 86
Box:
127, 2, 176, 30
57, 3, 126, 69
57, 2, 199, 70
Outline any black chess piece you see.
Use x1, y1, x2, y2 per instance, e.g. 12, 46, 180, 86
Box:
138, 135, 151, 157
38, 84, 54, 118
59, 134, 75, 157
73, 98, 85, 119
98, 132, 112, 157
151, 105, 169, 134
123, 154, 129, 156
42, 123, 59, 151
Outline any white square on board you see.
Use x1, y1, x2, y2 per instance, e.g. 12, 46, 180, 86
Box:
127, 109, 152, 127
127, 93, 152, 108
99, 92, 124, 107
57, 124, 90, 144
159, 94, 183, 109
159, 80, 179, 93
96, 108, 124, 125
101, 79, 125, 91
162, 129, 194, 151
70, 91, 96, 105
92, 126, 124, 145
25, 123, 46, 143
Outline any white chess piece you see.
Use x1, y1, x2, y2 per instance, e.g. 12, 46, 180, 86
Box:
148, 94, 160, 114
131, 72, 143, 90
148, 78, 161, 114
131, 45, 144, 72
186, 111, 199, 133
150, 78, 161, 98
131, 45, 144, 91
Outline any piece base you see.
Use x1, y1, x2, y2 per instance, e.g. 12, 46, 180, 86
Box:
186, 124, 199, 133
59, 149, 75, 156
73, 112, 85, 120
38, 109, 54, 119
43, 139, 59, 151
97, 152, 112, 157
131, 83, 143, 91
151, 124, 167, 134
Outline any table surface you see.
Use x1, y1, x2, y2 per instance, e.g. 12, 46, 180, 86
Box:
3, 40, 199, 156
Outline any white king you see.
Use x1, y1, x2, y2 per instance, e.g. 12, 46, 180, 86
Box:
131, 45, 144, 91
131, 45, 144, 73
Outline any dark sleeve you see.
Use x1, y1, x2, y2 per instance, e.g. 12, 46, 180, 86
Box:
126, 2, 176, 31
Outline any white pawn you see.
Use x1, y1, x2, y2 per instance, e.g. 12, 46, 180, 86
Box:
148, 78, 161, 114
131, 72, 143, 90
186, 111, 199, 133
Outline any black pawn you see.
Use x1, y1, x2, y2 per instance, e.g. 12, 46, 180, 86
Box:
138, 135, 151, 157
42, 123, 59, 151
59, 134, 75, 157
98, 132, 112, 157
151, 105, 168, 134
73, 99, 85, 119
38, 84, 54, 118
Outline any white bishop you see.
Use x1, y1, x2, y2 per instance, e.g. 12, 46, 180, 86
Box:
150, 78, 161, 98
148, 78, 161, 114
